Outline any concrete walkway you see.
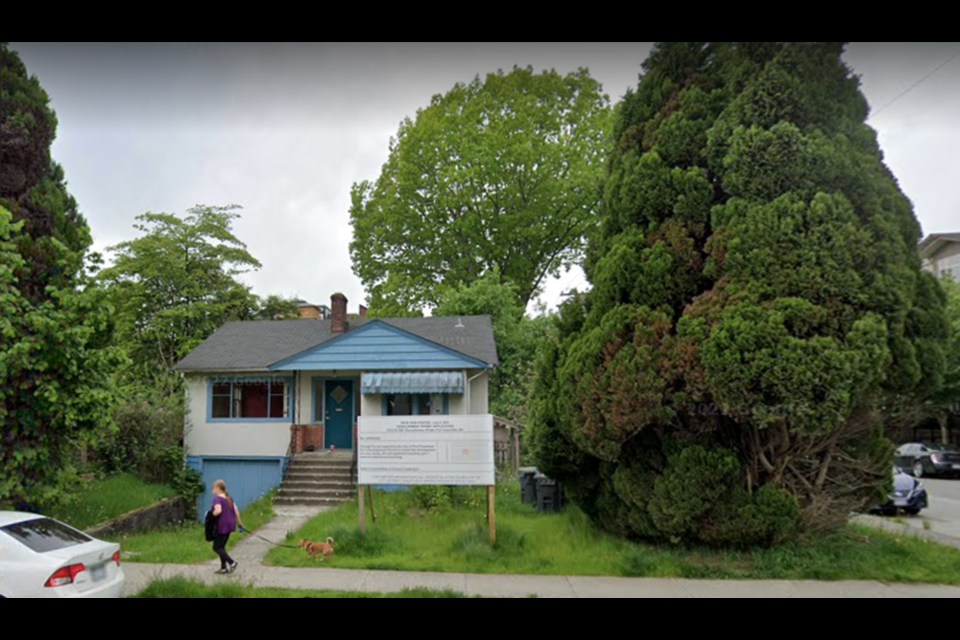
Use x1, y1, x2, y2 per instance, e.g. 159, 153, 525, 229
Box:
225, 505, 326, 565
121, 562, 960, 598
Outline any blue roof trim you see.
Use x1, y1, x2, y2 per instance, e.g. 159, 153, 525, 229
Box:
267, 320, 489, 371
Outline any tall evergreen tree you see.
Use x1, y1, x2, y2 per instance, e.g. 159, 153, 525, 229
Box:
530, 42, 949, 546
1, 43, 122, 503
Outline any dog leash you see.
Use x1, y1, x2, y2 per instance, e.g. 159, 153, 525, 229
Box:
238, 526, 302, 550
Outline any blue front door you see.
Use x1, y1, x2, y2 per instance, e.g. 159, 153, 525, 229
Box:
325, 380, 354, 450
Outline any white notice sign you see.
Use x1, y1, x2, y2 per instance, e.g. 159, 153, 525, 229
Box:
358, 414, 495, 486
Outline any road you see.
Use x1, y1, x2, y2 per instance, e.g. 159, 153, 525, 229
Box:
897, 478, 960, 541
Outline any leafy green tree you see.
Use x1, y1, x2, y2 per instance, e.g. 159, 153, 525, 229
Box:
928, 278, 960, 439
99, 205, 262, 382
351, 66, 611, 314
255, 294, 302, 320
434, 271, 550, 423
1, 44, 123, 504
529, 42, 949, 545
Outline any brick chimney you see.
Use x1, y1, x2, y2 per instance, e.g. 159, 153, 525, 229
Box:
331, 293, 348, 334
359, 305, 368, 318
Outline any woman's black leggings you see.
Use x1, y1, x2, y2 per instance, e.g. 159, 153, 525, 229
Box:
213, 534, 234, 569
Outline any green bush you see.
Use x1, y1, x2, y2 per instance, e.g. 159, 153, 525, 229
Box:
411, 486, 454, 512
96, 392, 184, 484
646, 444, 800, 548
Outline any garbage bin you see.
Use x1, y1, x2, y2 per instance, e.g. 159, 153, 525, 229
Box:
519, 467, 539, 505
535, 474, 562, 513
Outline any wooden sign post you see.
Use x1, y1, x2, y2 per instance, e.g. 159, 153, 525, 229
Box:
358, 485, 365, 536
487, 485, 496, 545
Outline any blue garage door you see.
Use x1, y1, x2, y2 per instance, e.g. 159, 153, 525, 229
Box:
197, 458, 285, 520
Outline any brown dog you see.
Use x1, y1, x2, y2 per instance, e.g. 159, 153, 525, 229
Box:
298, 537, 335, 562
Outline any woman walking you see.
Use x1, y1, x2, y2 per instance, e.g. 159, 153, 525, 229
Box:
210, 480, 244, 574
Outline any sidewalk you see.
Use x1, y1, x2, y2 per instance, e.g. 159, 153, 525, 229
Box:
123, 504, 960, 598
227, 505, 326, 564
121, 562, 960, 598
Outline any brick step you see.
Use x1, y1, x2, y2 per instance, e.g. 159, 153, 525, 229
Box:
279, 488, 356, 499
274, 496, 352, 507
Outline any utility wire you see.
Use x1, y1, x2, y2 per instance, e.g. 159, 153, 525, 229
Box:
870, 48, 960, 118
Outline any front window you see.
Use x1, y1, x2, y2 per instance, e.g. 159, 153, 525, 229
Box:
386, 394, 433, 416
211, 379, 290, 420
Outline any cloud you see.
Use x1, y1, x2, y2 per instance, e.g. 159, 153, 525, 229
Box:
11, 42, 959, 311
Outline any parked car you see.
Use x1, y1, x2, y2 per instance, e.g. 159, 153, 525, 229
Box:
870, 468, 929, 516
894, 442, 960, 479
0, 512, 124, 599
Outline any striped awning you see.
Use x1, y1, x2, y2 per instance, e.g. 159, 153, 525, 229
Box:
361, 371, 465, 395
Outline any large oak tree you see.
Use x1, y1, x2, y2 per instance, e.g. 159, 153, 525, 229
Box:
350, 66, 610, 315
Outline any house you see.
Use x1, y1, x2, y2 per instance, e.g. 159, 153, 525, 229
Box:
174, 293, 498, 516
920, 233, 960, 280
914, 233, 960, 447
295, 300, 331, 319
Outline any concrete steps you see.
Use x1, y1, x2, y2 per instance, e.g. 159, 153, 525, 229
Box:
277, 454, 357, 507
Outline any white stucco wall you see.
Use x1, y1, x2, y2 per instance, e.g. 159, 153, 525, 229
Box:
931, 242, 960, 279
183, 375, 292, 458
469, 370, 489, 415
184, 368, 494, 457
361, 393, 382, 417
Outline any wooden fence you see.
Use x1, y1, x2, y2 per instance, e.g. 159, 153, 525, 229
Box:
494, 416, 522, 473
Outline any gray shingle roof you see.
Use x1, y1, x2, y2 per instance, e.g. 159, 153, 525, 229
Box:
174, 315, 498, 372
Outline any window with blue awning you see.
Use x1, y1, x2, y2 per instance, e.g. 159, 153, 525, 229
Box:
361, 371, 465, 395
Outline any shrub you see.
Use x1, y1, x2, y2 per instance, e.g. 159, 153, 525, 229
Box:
646, 444, 800, 548
411, 486, 454, 512
96, 392, 184, 484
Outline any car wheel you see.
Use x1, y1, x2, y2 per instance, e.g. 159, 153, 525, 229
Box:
913, 461, 925, 478
904, 508, 922, 516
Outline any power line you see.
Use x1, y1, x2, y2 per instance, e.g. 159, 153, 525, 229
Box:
870, 48, 960, 118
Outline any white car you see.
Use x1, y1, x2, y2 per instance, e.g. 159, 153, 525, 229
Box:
0, 512, 124, 598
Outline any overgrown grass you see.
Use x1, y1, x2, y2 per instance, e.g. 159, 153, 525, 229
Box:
112, 491, 275, 564
133, 576, 474, 598
266, 482, 960, 584
47, 473, 176, 531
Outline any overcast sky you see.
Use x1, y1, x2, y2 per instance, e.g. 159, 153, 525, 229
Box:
10, 42, 960, 313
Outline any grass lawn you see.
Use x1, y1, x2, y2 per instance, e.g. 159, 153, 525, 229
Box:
47, 473, 176, 531
266, 484, 960, 585
132, 576, 474, 598
111, 491, 275, 564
